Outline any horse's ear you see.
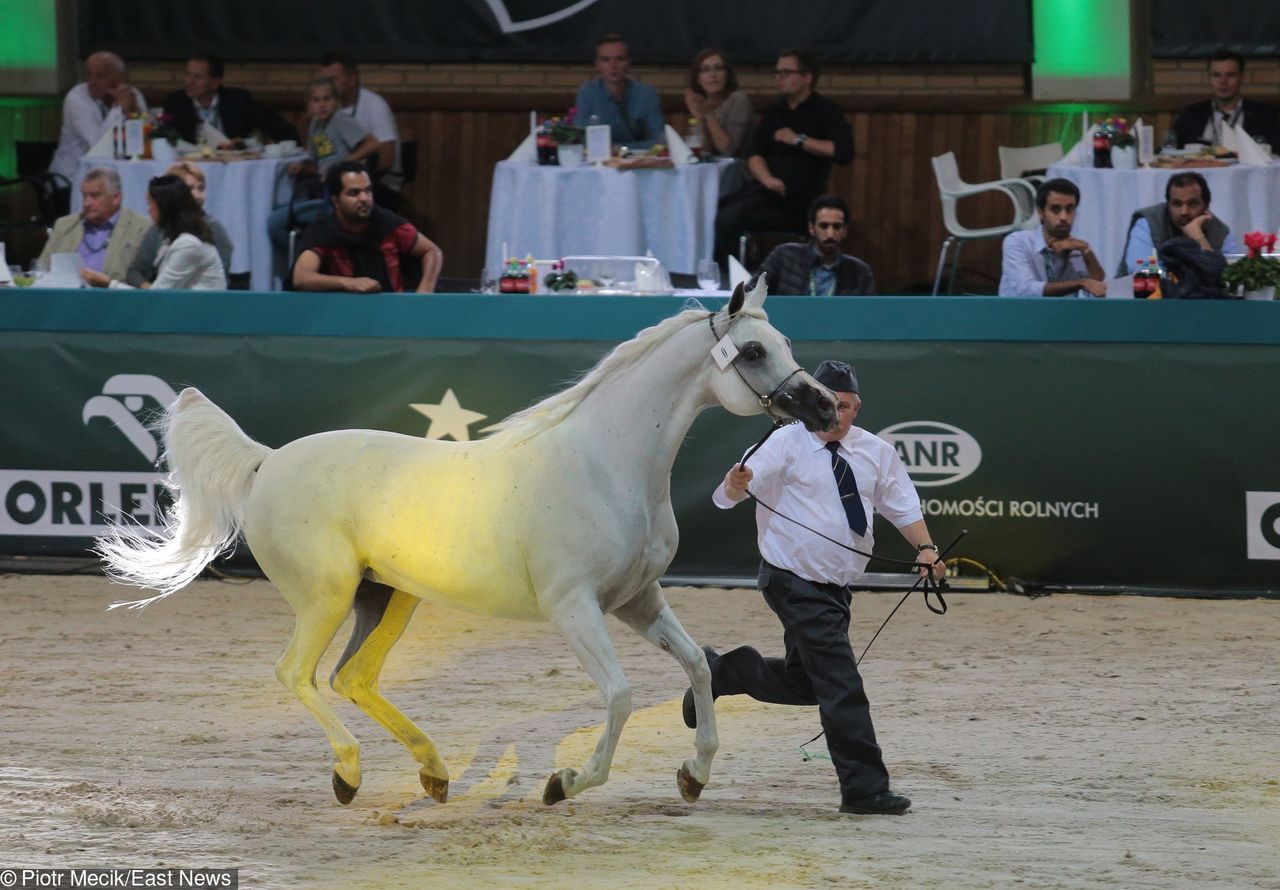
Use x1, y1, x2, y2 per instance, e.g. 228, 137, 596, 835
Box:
727, 281, 746, 317
744, 272, 768, 310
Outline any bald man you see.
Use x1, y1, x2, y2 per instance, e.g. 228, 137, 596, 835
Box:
50, 52, 146, 181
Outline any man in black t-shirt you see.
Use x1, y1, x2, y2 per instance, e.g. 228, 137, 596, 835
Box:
714, 49, 854, 264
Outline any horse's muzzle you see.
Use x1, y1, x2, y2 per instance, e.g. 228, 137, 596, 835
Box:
775, 380, 838, 432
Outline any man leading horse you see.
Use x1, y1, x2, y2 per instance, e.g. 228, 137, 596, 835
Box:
684, 359, 945, 816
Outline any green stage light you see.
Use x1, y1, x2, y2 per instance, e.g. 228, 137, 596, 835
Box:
1033, 0, 1131, 97
0, 0, 58, 69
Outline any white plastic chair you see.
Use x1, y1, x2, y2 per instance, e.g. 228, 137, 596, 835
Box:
931, 151, 1038, 295
997, 142, 1065, 187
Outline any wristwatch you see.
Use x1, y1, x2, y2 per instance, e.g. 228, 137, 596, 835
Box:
793, 133, 807, 147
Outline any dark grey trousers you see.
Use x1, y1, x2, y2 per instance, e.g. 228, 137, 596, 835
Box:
709, 560, 890, 800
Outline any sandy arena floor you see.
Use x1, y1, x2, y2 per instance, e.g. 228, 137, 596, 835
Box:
0, 574, 1276, 889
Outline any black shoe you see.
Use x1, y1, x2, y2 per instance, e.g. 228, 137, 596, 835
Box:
839, 790, 911, 816
682, 646, 720, 729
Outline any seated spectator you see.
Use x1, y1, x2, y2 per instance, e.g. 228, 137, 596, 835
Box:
83, 161, 232, 288
161, 54, 298, 146
574, 34, 665, 150
714, 48, 853, 264
49, 52, 145, 183
1119, 172, 1235, 277
1173, 48, 1279, 149
38, 167, 150, 285
685, 49, 753, 158
106, 175, 226, 290
998, 178, 1105, 298
267, 77, 380, 250
318, 49, 402, 208
749, 195, 874, 296
291, 161, 442, 294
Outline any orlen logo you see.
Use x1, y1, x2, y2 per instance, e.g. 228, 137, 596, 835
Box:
877, 421, 981, 488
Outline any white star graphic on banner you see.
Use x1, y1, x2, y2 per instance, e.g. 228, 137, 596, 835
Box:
410, 389, 488, 441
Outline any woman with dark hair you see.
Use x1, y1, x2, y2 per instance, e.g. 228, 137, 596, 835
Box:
685, 49, 753, 158
84, 161, 232, 288
107, 175, 226, 289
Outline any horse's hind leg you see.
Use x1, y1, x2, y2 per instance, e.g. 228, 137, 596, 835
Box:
615, 583, 717, 803
329, 580, 450, 803
274, 580, 364, 804
542, 594, 631, 805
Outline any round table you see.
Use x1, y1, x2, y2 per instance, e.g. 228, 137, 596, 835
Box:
485, 158, 729, 275
1045, 161, 1280, 276
74, 155, 302, 291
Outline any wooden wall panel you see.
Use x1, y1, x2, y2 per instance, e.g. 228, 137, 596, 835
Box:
6, 99, 1189, 294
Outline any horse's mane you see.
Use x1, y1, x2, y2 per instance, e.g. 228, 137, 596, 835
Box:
486, 302, 765, 447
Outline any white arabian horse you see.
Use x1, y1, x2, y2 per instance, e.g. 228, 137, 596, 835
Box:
97, 279, 837, 807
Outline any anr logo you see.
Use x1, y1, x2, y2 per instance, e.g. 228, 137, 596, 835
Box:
877, 421, 982, 488
1245, 492, 1280, 560
82, 374, 179, 463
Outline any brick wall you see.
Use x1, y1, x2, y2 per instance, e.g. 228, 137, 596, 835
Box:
1151, 57, 1280, 95
125, 60, 1029, 103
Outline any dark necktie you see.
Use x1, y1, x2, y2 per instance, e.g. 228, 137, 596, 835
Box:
826, 441, 868, 535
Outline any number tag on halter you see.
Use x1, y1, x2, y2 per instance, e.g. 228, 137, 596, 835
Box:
711, 333, 739, 370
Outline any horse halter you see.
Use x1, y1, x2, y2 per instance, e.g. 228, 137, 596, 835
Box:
707, 310, 804, 424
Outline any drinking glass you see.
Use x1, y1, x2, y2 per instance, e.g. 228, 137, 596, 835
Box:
697, 259, 720, 292
478, 267, 497, 294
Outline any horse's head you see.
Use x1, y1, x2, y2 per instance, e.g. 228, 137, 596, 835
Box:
707, 275, 838, 432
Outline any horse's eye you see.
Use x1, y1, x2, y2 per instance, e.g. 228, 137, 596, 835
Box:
741, 343, 765, 361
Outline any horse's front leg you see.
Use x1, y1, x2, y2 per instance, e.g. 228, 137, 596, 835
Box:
542, 594, 631, 805
614, 583, 717, 802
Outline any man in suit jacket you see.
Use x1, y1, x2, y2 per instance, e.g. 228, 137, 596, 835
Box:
161, 54, 297, 145
1173, 48, 1280, 149
38, 167, 150, 285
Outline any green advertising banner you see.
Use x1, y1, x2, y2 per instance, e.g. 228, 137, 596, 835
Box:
2, 291, 1278, 593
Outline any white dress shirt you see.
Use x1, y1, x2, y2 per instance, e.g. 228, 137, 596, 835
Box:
50, 82, 148, 181
713, 423, 923, 587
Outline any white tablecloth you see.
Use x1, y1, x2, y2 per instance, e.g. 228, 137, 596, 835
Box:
74, 155, 299, 291
485, 159, 727, 275
1046, 161, 1280, 276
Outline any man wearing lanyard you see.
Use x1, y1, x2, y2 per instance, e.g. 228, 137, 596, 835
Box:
1173, 48, 1280, 150
161, 54, 298, 146
683, 360, 945, 816
750, 195, 875, 295
998, 178, 1106, 297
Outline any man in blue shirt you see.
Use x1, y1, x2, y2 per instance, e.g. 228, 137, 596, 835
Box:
998, 178, 1106, 297
574, 34, 665, 151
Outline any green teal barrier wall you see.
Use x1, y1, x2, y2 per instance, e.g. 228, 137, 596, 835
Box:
3, 290, 1279, 592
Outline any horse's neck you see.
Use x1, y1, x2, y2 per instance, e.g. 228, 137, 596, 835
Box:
565, 322, 716, 492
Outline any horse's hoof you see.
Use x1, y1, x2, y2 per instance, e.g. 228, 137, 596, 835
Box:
677, 765, 705, 803
332, 770, 359, 805
542, 769, 573, 806
421, 773, 449, 804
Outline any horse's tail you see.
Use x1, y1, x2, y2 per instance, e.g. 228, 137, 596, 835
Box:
97, 387, 272, 609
